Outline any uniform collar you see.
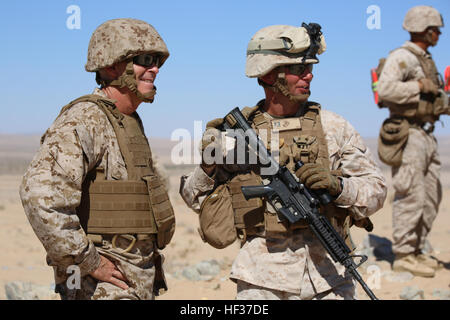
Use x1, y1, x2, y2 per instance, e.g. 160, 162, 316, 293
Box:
403, 41, 431, 58
93, 87, 108, 97
257, 99, 312, 119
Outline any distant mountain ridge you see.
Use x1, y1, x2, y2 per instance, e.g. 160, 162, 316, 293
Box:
2, 134, 450, 175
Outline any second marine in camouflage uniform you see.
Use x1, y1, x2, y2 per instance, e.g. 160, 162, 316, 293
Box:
180, 24, 386, 299
20, 19, 175, 300
378, 6, 446, 277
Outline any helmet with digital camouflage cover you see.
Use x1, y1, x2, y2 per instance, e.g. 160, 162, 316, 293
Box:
86, 18, 169, 72
403, 6, 444, 33
85, 18, 170, 102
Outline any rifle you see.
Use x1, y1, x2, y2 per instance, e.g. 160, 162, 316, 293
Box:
221, 107, 378, 300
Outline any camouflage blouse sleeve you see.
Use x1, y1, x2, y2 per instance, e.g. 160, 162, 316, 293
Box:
19, 102, 110, 276
323, 111, 387, 220
378, 47, 421, 105
179, 166, 217, 213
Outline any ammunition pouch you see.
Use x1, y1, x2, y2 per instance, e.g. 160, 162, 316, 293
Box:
432, 89, 450, 117
263, 211, 309, 239
229, 172, 265, 236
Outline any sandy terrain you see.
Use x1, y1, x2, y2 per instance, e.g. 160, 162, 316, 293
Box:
0, 135, 449, 300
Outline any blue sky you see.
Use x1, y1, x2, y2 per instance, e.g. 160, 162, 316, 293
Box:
1, 0, 449, 138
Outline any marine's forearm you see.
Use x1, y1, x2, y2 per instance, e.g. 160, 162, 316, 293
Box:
378, 79, 421, 104
19, 185, 101, 276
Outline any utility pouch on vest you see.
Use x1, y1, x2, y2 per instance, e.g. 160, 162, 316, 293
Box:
292, 135, 319, 163
432, 89, 450, 117
263, 211, 309, 239
378, 117, 409, 166
142, 175, 175, 250
416, 94, 437, 122
198, 183, 237, 249
264, 211, 290, 239
228, 172, 265, 232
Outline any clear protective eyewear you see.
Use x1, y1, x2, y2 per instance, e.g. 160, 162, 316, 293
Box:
284, 64, 313, 76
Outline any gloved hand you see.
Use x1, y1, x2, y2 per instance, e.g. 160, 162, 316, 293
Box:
201, 118, 224, 153
419, 78, 439, 96
200, 118, 224, 174
205, 117, 224, 130
201, 128, 222, 152
295, 162, 343, 196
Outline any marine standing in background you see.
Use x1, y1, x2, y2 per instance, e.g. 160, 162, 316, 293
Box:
19, 18, 175, 300
180, 23, 386, 300
377, 6, 447, 277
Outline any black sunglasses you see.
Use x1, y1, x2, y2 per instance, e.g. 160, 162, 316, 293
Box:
133, 54, 162, 68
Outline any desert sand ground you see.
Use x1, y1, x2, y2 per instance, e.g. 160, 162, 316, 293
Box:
0, 135, 449, 300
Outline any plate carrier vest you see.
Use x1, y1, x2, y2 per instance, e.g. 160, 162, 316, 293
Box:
50, 94, 175, 249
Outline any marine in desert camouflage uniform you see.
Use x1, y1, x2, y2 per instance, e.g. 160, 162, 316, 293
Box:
19, 19, 175, 300
180, 24, 386, 300
377, 6, 446, 277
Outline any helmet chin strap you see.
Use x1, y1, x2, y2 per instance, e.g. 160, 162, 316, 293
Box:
271, 72, 310, 103
109, 60, 157, 103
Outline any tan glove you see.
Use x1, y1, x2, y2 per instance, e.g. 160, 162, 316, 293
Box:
201, 118, 224, 153
295, 163, 342, 196
353, 217, 374, 232
419, 78, 439, 96
206, 117, 224, 129
201, 128, 222, 152
200, 118, 224, 174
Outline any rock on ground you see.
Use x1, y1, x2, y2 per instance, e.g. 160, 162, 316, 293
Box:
399, 286, 425, 300
432, 289, 450, 300
383, 271, 414, 283
4, 281, 58, 300
179, 259, 221, 281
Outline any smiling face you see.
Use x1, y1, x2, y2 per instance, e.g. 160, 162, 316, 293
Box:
133, 63, 159, 96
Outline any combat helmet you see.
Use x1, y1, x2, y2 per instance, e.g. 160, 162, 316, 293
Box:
246, 23, 326, 101
85, 18, 170, 103
402, 6, 444, 33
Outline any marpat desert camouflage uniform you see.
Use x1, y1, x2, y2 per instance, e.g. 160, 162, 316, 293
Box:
378, 41, 442, 257
180, 106, 387, 299
20, 88, 164, 300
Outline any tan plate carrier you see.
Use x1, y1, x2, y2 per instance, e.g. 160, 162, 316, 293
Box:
199, 102, 362, 250
56, 94, 175, 250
